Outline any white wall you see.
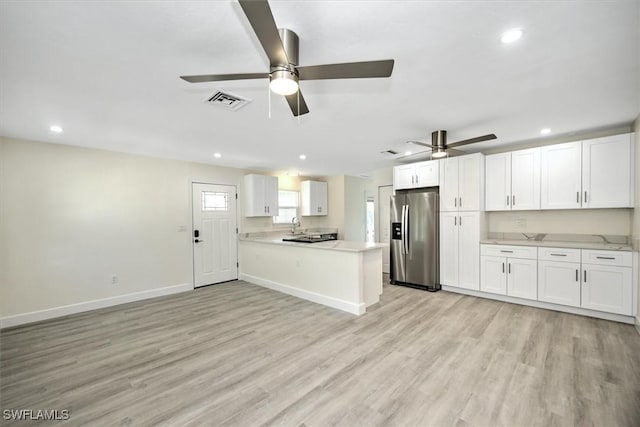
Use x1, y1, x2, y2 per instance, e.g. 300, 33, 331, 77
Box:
488, 209, 632, 235
632, 116, 640, 331
0, 137, 249, 318
343, 175, 370, 241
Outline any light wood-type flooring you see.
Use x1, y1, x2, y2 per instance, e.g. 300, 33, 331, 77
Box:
2, 279, 640, 426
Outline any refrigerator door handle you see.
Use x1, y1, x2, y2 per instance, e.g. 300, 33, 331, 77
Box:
401, 204, 407, 254
403, 204, 410, 254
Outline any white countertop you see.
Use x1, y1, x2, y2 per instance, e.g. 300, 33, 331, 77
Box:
480, 239, 632, 251
239, 236, 387, 253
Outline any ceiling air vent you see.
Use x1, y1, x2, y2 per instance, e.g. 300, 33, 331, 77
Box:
380, 149, 399, 156
205, 91, 251, 111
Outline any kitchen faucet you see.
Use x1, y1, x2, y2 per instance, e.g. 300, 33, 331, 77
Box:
291, 217, 301, 235
592, 234, 611, 244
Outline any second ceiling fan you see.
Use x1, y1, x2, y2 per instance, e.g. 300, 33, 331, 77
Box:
406, 130, 497, 158
180, 0, 395, 116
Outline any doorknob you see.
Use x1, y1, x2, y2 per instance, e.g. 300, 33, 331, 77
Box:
194, 239, 204, 243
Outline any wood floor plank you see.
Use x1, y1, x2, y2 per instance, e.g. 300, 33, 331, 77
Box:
2, 279, 640, 426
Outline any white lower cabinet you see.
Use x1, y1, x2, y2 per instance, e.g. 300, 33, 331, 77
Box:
538, 260, 581, 307
480, 245, 537, 300
582, 264, 632, 316
440, 211, 480, 290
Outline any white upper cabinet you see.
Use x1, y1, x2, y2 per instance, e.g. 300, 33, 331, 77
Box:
440, 153, 484, 212
540, 141, 582, 209
244, 174, 278, 217
301, 180, 328, 216
485, 148, 540, 211
485, 153, 511, 211
511, 148, 540, 210
582, 133, 634, 208
393, 160, 439, 190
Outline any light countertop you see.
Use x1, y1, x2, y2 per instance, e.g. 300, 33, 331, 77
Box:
480, 239, 632, 251
239, 236, 387, 253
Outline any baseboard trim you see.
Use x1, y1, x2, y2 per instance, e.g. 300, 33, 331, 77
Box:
240, 273, 365, 315
635, 317, 640, 336
442, 285, 635, 325
0, 283, 193, 329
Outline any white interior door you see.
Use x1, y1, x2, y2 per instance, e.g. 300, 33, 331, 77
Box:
192, 183, 238, 288
378, 185, 393, 274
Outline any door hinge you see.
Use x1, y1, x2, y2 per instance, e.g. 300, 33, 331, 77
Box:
235, 193, 238, 199
237, 262, 239, 268
236, 227, 238, 234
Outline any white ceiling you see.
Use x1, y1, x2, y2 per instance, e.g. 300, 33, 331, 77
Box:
1, 1, 638, 176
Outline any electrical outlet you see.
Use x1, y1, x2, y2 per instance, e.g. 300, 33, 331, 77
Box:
111, 275, 119, 285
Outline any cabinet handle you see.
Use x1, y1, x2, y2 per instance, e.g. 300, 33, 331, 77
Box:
584, 191, 587, 203
500, 250, 514, 253
584, 270, 587, 283
415, 174, 418, 184
459, 216, 462, 226
454, 198, 457, 207
264, 206, 267, 213
502, 262, 505, 273
512, 195, 515, 206
576, 192, 580, 204
454, 216, 457, 226
550, 253, 567, 257
411, 175, 414, 185
459, 197, 462, 207
596, 256, 615, 260
508, 263, 511, 274
506, 195, 510, 206
576, 269, 579, 282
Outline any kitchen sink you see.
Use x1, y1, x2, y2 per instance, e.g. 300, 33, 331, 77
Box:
282, 233, 338, 243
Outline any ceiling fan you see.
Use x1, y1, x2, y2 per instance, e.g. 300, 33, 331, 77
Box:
180, 0, 395, 117
405, 130, 497, 159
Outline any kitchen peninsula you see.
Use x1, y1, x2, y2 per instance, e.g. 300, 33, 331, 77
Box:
239, 232, 385, 315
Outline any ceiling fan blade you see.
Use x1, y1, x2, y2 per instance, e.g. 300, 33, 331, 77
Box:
406, 140, 434, 148
395, 149, 431, 160
285, 90, 310, 116
297, 59, 394, 80
238, 0, 289, 66
180, 72, 268, 83
447, 133, 497, 148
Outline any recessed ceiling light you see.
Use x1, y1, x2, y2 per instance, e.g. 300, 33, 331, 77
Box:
50, 125, 63, 133
299, 154, 306, 160
213, 152, 222, 158
500, 28, 523, 44
540, 128, 551, 135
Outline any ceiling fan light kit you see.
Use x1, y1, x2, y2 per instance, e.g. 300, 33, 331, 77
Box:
405, 130, 497, 159
180, 0, 394, 116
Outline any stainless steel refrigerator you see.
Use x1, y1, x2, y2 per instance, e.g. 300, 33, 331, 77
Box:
390, 188, 440, 291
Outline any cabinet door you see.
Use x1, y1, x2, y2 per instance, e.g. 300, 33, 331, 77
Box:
485, 153, 511, 211
393, 165, 416, 190
439, 212, 459, 287
244, 174, 266, 217
480, 256, 507, 295
458, 211, 480, 290
541, 141, 582, 209
314, 181, 328, 215
511, 148, 540, 210
582, 264, 632, 315
507, 258, 537, 300
264, 175, 279, 216
458, 154, 483, 211
439, 158, 459, 212
538, 261, 581, 307
582, 134, 633, 208
415, 161, 439, 187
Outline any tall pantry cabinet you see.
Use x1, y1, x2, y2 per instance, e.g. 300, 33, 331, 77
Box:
439, 154, 485, 290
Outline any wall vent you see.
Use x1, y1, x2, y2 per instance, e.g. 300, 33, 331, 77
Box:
205, 91, 251, 111
380, 149, 399, 156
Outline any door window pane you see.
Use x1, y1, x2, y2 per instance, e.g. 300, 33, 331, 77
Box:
202, 191, 228, 211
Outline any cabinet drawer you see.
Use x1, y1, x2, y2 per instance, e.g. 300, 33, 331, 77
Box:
481, 244, 537, 259
581, 250, 632, 267
538, 247, 581, 263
